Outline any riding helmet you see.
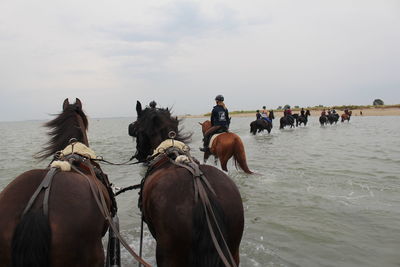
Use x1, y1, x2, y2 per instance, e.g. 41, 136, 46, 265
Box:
215, 95, 224, 101
149, 101, 157, 108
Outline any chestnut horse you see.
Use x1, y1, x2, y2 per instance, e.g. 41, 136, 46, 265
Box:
341, 110, 352, 122
0, 99, 113, 267
200, 120, 252, 174
129, 101, 244, 267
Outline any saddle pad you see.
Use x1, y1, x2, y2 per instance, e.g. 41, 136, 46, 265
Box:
209, 133, 223, 149
152, 139, 189, 156
61, 142, 97, 159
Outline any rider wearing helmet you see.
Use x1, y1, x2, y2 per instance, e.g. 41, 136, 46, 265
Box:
200, 95, 230, 152
149, 101, 157, 109
284, 105, 292, 116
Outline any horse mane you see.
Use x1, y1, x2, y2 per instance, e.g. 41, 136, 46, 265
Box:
133, 106, 192, 160
139, 107, 191, 142
35, 101, 88, 160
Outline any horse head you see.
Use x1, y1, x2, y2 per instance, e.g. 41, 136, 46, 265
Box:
130, 101, 191, 162
35, 98, 89, 160
269, 110, 275, 120
199, 120, 212, 135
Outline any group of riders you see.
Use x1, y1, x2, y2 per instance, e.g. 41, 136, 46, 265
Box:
148, 96, 351, 152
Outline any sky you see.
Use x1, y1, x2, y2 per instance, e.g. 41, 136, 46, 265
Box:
0, 0, 399, 121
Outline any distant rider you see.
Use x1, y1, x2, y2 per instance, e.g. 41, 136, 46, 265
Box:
284, 106, 292, 116
256, 110, 262, 120
149, 101, 157, 109
260, 106, 271, 123
300, 108, 305, 117
200, 95, 230, 152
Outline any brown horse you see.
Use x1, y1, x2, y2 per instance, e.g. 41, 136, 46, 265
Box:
129, 101, 244, 267
0, 99, 113, 267
341, 110, 352, 122
199, 120, 252, 174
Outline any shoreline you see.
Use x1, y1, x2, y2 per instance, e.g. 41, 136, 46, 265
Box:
180, 107, 400, 118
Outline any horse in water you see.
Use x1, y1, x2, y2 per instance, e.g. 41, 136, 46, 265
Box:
341, 110, 352, 122
327, 113, 339, 124
249, 110, 274, 134
0, 99, 115, 267
297, 110, 311, 126
128, 101, 244, 267
250, 119, 272, 134
280, 115, 296, 129
319, 115, 328, 126
200, 120, 252, 174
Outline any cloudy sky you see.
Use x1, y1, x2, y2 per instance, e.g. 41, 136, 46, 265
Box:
0, 0, 399, 121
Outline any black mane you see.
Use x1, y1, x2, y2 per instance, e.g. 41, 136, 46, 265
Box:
129, 102, 192, 162
35, 99, 88, 160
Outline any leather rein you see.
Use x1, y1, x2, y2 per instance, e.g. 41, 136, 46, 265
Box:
143, 147, 237, 267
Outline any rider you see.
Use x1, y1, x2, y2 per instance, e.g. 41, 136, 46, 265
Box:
261, 106, 268, 116
300, 108, 305, 117
284, 106, 292, 117
260, 106, 271, 123
200, 95, 230, 152
149, 100, 157, 109
321, 109, 326, 116
256, 110, 261, 120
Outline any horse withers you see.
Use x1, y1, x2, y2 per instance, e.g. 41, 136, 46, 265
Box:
0, 99, 114, 267
200, 120, 252, 174
129, 101, 244, 267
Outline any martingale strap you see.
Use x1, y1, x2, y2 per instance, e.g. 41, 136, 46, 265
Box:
170, 159, 237, 267
22, 167, 59, 218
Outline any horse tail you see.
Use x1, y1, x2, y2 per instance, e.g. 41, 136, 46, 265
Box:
190, 192, 229, 267
233, 137, 252, 174
12, 210, 51, 267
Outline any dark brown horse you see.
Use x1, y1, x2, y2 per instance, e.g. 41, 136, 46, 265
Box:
0, 99, 113, 267
341, 110, 352, 122
200, 120, 252, 174
250, 110, 274, 134
298, 110, 311, 126
129, 101, 244, 267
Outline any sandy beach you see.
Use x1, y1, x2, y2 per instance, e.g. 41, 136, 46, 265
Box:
181, 107, 400, 119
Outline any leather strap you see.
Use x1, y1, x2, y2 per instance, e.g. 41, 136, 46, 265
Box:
168, 159, 236, 267
22, 167, 58, 217
71, 165, 151, 267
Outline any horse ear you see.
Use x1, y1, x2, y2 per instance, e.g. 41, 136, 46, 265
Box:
75, 98, 82, 110
136, 101, 142, 117
198, 122, 203, 126
63, 98, 70, 111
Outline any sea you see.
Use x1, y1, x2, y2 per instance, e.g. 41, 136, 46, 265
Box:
0, 115, 399, 267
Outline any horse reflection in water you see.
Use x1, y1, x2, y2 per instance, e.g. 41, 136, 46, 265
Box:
0, 99, 113, 267
129, 101, 244, 267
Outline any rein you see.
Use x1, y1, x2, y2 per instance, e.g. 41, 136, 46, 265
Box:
142, 145, 237, 267
70, 163, 151, 267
